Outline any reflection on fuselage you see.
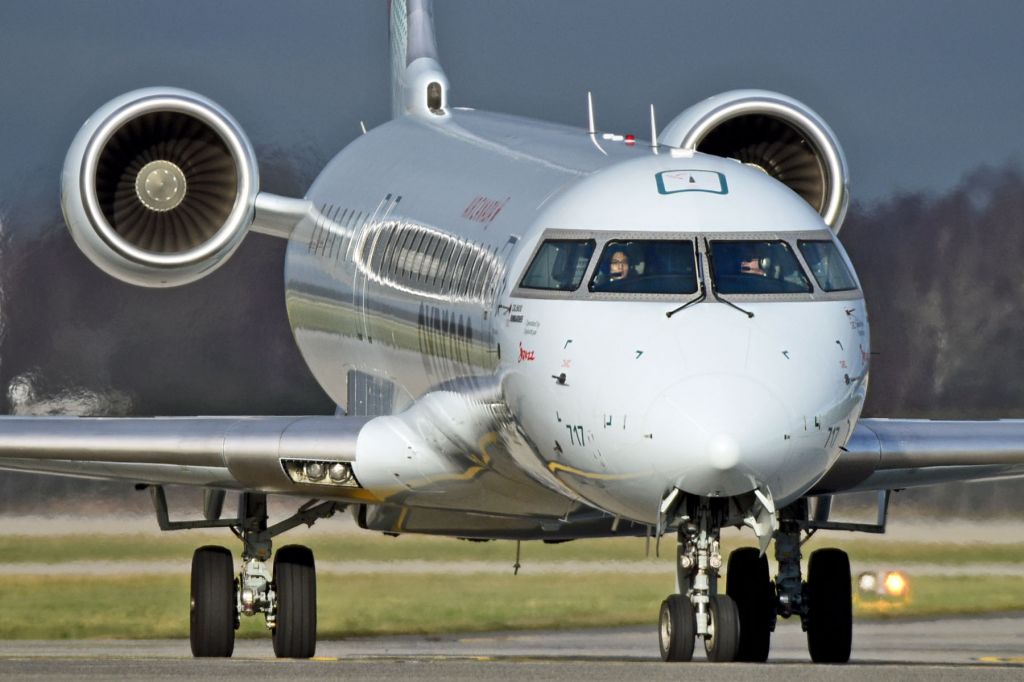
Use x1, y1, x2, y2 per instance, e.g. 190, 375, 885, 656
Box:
283, 110, 869, 524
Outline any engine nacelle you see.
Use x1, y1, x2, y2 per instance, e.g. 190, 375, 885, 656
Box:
61, 88, 258, 287
660, 89, 849, 231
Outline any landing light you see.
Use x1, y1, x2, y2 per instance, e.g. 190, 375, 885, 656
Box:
281, 459, 360, 488
329, 462, 350, 483
305, 462, 326, 482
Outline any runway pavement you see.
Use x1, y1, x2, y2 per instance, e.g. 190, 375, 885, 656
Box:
0, 615, 1021, 681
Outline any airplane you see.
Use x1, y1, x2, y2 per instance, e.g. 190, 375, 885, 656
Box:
2, 0, 1024, 663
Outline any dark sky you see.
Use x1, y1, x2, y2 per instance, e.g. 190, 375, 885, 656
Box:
2, 0, 1024, 214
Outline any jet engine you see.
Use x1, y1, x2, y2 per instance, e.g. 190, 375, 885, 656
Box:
660, 90, 849, 231
61, 88, 259, 287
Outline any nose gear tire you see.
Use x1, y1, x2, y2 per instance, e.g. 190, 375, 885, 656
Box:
704, 594, 740, 662
659, 595, 696, 662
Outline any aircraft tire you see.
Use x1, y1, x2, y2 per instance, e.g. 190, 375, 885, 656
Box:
189, 545, 236, 658
658, 594, 696, 662
805, 547, 852, 663
726, 547, 773, 661
272, 544, 317, 658
704, 594, 741, 662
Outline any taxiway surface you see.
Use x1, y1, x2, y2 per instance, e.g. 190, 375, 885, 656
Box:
0, 615, 1021, 681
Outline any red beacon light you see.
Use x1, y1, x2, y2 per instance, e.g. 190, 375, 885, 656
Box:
625, 134, 636, 146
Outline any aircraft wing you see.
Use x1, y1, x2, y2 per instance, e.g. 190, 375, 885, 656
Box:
0, 415, 372, 495
811, 418, 1024, 494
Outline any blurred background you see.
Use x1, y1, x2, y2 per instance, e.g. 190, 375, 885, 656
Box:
2, 0, 1024, 516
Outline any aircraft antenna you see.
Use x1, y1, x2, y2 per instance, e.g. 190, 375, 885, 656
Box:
359, 121, 368, 135
587, 91, 596, 134
649, 104, 658, 150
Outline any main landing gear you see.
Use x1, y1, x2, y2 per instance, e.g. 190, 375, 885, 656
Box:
147, 486, 340, 658
657, 496, 853, 664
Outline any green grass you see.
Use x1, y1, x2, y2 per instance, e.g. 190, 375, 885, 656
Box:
855, 575, 1024, 620
2, 572, 1022, 640
1, 529, 1022, 639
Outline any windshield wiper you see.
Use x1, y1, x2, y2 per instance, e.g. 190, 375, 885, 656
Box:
665, 289, 705, 318
666, 249, 707, 318
702, 238, 754, 319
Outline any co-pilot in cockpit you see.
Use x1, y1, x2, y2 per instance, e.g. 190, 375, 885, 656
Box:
589, 240, 695, 295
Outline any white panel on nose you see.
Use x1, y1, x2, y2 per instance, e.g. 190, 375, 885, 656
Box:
644, 374, 792, 497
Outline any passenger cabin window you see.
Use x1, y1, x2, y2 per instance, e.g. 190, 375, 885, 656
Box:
798, 240, 858, 292
519, 239, 595, 291
589, 240, 698, 294
709, 240, 812, 294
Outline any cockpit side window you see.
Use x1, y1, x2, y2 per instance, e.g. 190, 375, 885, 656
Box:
709, 240, 812, 294
798, 240, 858, 292
589, 240, 698, 294
519, 239, 596, 291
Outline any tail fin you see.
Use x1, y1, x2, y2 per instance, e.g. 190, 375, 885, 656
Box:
389, 0, 450, 119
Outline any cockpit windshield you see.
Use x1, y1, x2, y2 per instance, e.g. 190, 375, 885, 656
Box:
515, 231, 859, 300
518, 239, 595, 291
798, 240, 858, 292
708, 240, 812, 294
589, 240, 698, 294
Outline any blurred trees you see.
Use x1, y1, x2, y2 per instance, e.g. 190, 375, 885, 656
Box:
845, 165, 1024, 419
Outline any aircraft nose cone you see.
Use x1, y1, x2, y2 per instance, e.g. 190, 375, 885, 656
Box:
645, 374, 791, 496
707, 433, 740, 471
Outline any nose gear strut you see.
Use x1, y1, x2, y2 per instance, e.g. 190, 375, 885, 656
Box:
658, 496, 740, 662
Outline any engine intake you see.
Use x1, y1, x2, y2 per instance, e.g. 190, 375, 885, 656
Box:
62, 88, 258, 286
660, 90, 849, 231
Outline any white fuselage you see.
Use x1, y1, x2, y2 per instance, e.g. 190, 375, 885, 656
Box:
283, 109, 869, 524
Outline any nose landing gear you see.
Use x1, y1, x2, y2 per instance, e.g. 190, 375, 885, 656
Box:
659, 498, 742, 662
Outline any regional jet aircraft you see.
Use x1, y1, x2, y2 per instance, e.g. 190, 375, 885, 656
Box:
2, 0, 1023, 663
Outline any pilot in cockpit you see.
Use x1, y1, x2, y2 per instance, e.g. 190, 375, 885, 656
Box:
608, 248, 631, 281
738, 250, 767, 277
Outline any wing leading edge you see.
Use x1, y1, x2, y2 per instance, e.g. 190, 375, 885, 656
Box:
0, 416, 372, 495
812, 418, 1024, 494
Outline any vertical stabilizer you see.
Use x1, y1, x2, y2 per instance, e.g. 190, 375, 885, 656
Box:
389, 0, 450, 119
